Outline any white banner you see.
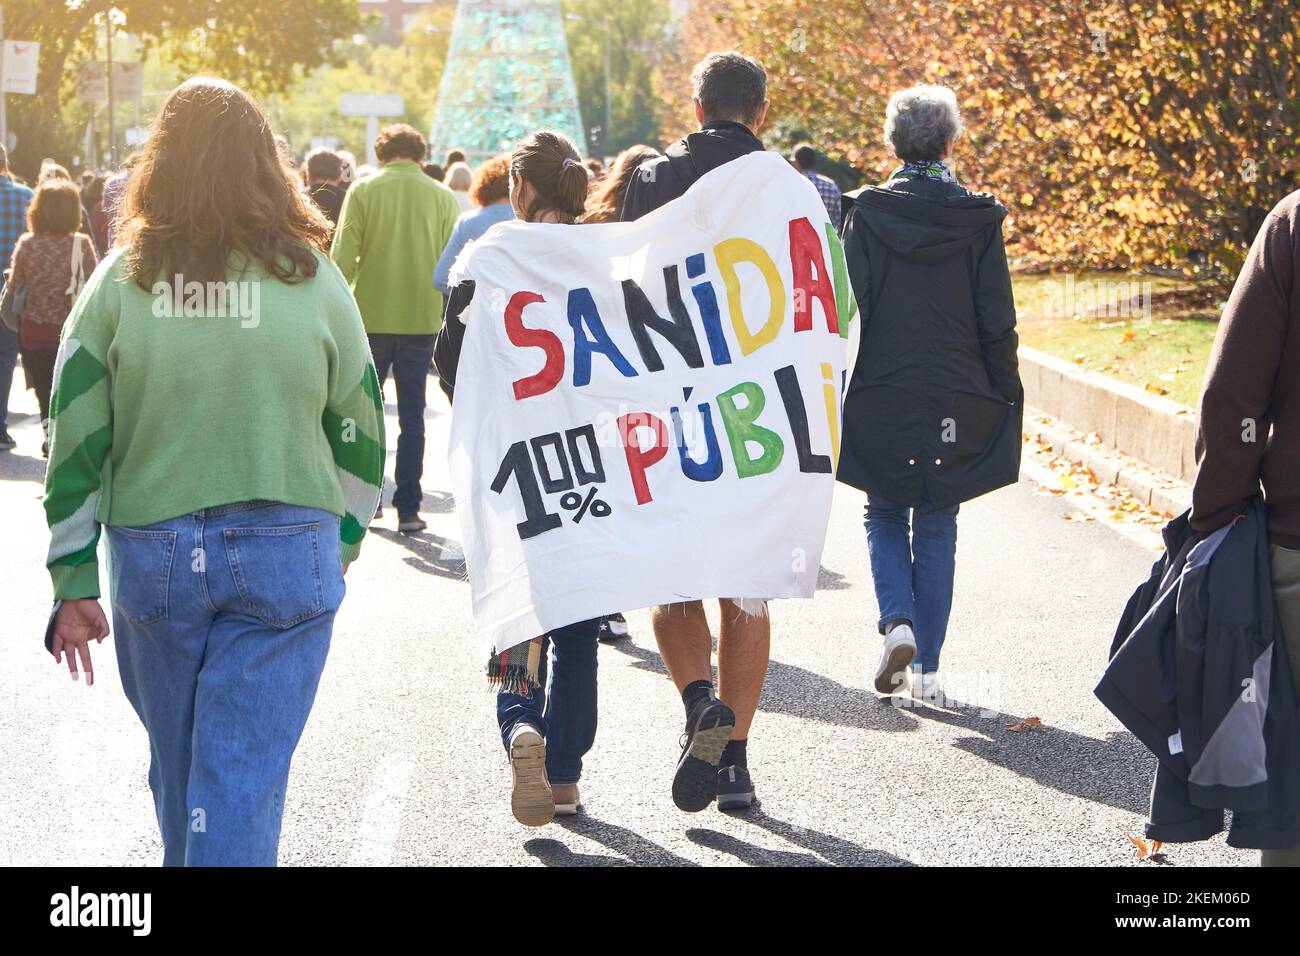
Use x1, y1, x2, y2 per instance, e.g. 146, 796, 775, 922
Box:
75, 61, 143, 102
448, 152, 857, 656
340, 92, 404, 117
1, 40, 39, 95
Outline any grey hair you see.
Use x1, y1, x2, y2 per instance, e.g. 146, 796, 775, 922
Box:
883, 85, 963, 163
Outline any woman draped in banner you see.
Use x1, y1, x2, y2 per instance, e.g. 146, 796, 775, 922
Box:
577, 142, 663, 646
838, 85, 1023, 705
434, 130, 602, 827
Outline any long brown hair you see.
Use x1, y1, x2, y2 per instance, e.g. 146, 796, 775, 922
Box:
580, 144, 661, 224
118, 77, 330, 291
29, 180, 83, 235
510, 131, 588, 223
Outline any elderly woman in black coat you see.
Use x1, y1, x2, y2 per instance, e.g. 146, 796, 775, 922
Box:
839, 84, 1023, 704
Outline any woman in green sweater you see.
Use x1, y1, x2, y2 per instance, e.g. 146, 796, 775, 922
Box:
42, 78, 386, 867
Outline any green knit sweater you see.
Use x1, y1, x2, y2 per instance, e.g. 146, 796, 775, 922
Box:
330, 159, 461, 335
44, 249, 387, 600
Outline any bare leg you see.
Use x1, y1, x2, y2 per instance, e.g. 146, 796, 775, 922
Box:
717, 600, 770, 740
650, 600, 713, 692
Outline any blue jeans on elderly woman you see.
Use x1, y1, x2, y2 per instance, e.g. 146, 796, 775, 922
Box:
865, 496, 959, 695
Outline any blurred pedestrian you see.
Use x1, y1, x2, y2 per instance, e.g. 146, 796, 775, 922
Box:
583, 157, 604, 181
337, 150, 358, 190
433, 155, 513, 295
41, 77, 385, 867
580, 144, 660, 225
273, 134, 295, 170
839, 84, 1022, 704
37, 164, 96, 248
434, 130, 599, 826
444, 161, 473, 211
422, 162, 445, 181
80, 173, 109, 255
101, 153, 139, 248
0, 144, 34, 452
332, 123, 461, 533
443, 148, 466, 168
791, 142, 842, 225
303, 148, 346, 229
6, 179, 98, 456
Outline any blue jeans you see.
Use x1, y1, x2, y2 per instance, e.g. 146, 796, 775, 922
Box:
108, 501, 343, 866
0, 323, 18, 430
496, 618, 601, 785
368, 333, 434, 515
865, 496, 959, 672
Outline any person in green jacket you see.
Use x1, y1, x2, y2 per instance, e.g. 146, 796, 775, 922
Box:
43, 77, 386, 866
332, 123, 461, 533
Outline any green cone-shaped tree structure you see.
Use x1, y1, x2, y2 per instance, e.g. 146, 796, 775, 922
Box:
430, 0, 588, 162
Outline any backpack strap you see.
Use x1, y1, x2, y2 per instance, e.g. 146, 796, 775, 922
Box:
65, 235, 88, 299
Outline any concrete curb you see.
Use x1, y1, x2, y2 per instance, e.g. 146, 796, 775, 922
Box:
1024, 409, 1191, 516
1018, 345, 1199, 484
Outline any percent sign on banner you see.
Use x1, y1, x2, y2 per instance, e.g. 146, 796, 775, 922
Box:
490, 423, 613, 539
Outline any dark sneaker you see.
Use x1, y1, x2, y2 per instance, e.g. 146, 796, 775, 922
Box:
673, 695, 735, 812
717, 764, 756, 812
397, 512, 427, 534
0, 430, 14, 451
597, 612, 630, 642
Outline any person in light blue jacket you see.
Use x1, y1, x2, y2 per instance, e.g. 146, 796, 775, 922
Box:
433, 155, 514, 294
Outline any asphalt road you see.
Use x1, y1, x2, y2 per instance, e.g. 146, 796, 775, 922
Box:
0, 375, 1246, 867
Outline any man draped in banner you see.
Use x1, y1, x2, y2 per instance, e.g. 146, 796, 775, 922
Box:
437, 51, 853, 824
620, 53, 778, 814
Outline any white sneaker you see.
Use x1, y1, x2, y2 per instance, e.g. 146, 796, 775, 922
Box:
911, 671, 944, 706
874, 624, 916, 695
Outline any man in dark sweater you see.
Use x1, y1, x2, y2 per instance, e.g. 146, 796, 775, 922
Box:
620, 51, 770, 815
1191, 189, 1300, 865
621, 52, 767, 223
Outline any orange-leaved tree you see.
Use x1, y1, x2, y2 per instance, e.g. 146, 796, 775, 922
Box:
660, 0, 1300, 285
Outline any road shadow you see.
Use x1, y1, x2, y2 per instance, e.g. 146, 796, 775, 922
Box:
816, 564, 851, 590
608, 637, 919, 734
524, 838, 629, 867
906, 696, 1153, 815
419, 489, 455, 514
688, 827, 829, 866
368, 527, 467, 582
687, 814, 912, 867
0, 448, 45, 484
738, 807, 915, 866
374, 480, 455, 516
524, 814, 698, 867
607, 638, 1148, 812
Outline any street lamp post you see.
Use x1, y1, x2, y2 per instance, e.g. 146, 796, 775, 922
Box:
0, 2, 8, 155
106, 2, 116, 167
601, 13, 611, 149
